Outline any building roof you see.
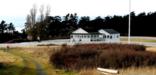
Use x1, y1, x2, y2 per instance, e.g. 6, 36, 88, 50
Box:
72, 28, 119, 35
72, 28, 88, 34
72, 32, 103, 35
102, 29, 119, 34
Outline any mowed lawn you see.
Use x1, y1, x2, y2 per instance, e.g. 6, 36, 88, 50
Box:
1, 45, 156, 75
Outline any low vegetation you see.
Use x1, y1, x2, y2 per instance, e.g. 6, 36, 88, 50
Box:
1, 45, 156, 75
0, 50, 24, 75
50, 43, 156, 70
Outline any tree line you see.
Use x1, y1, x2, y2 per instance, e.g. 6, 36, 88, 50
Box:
1, 5, 156, 42
0, 20, 18, 42
24, 9, 156, 40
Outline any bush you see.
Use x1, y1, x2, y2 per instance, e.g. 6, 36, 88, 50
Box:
50, 43, 156, 70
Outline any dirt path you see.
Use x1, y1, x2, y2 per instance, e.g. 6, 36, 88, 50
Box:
19, 56, 30, 75
33, 61, 47, 75
21, 56, 47, 75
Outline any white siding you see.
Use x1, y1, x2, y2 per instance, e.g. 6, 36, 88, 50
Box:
70, 34, 91, 43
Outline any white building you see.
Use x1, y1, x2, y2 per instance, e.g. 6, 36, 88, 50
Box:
70, 28, 120, 43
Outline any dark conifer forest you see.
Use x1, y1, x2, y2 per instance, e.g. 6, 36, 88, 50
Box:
1, 11, 156, 42
25, 12, 156, 40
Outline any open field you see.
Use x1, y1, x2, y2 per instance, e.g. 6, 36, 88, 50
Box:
1, 43, 156, 75
0, 46, 77, 75
120, 36, 156, 47
78, 67, 156, 75
0, 49, 24, 75
121, 36, 156, 43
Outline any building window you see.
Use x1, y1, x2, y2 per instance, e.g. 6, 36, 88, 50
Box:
110, 36, 112, 39
95, 35, 97, 38
107, 35, 109, 38
117, 35, 119, 38
87, 35, 89, 38
90, 35, 92, 38
103, 35, 106, 38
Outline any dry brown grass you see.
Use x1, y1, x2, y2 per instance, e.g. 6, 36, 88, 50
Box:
78, 67, 156, 75
2, 45, 156, 75
0, 50, 23, 65
119, 67, 156, 75
146, 47, 156, 52
3, 46, 61, 75
79, 69, 101, 75
17, 46, 60, 75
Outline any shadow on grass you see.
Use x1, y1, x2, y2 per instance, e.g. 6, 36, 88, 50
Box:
0, 63, 36, 75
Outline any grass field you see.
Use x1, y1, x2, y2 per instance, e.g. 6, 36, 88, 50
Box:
0, 46, 76, 75
1, 45, 156, 75
0, 49, 25, 75
78, 67, 156, 75
121, 37, 156, 43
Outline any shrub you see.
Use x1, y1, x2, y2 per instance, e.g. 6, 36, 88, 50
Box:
50, 46, 100, 70
50, 43, 156, 70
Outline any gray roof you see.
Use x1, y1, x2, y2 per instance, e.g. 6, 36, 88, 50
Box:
71, 28, 119, 35
103, 29, 119, 34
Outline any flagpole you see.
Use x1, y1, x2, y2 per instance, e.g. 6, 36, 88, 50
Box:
128, 0, 131, 44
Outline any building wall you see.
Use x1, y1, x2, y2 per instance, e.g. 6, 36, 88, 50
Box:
70, 34, 91, 43
70, 33, 120, 43
104, 34, 120, 43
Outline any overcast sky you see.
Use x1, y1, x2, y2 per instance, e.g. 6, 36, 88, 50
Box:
0, 0, 156, 31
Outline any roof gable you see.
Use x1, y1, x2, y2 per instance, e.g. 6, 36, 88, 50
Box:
72, 28, 88, 34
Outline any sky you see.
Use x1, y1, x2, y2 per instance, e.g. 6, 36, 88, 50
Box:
0, 0, 156, 32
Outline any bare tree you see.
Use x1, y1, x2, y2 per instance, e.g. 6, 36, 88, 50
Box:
24, 4, 37, 40
25, 4, 51, 40
25, 4, 37, 30
25, 15, 32, 30
45, 5, 51, 18
39, 5, 45, 22
30, 4, 37, 25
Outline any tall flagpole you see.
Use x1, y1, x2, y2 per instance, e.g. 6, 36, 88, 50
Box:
128, 0, 131, 44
